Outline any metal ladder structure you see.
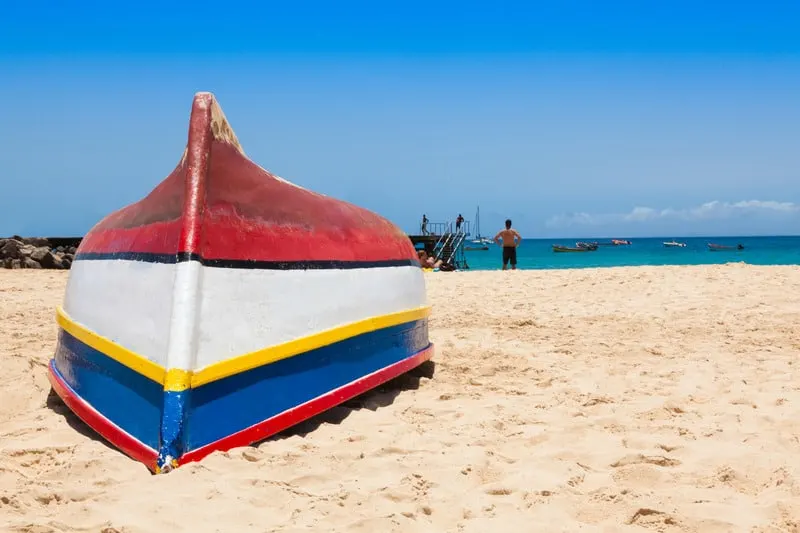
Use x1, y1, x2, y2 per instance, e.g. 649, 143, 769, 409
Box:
433, 222, 470, 270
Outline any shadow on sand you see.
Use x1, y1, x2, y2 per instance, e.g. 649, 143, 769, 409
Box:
265, 359, 437, 443
46, 388, 120, 455
45, 359, 437, 456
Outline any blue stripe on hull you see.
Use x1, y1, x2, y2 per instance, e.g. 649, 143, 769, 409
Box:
53, 329, 163, 450
186, 318, 430, 451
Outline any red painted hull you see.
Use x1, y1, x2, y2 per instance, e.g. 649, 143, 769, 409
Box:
78, 93, 418, 264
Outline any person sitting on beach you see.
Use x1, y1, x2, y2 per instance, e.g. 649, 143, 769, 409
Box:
417, 250, 443, 269
494, 218, 522, 270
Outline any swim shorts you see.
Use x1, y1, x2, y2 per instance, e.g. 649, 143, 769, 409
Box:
502, 246, 517, 266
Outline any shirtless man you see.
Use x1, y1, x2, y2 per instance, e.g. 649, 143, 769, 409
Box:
494, 219, 522, 270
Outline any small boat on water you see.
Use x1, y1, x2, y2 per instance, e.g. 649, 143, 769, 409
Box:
553, 244, 596, 252
47, 92, 433, 473
467, 206, 493, 249
708, 243, 744, 251
575, 241, 599, 251
663, 240, 687, 248
612, 239, 631, 245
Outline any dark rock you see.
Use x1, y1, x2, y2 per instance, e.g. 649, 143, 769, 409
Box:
1, 238, 78, 268
32, 248, 59, 268
30, 246, 50, 262
22, 237, 50, 247
22, 257, 41, 269
0, 239, 24, 259
1, 257, 21, 269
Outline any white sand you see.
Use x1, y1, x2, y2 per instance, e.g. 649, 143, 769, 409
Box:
1, 264, 799, 532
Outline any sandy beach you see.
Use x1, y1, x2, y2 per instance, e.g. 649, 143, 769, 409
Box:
1, 264, 799, 532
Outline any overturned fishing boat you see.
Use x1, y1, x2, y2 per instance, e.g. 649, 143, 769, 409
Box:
47, 92, 434, 473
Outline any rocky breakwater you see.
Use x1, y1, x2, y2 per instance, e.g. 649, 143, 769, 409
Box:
0, 237, 76, 269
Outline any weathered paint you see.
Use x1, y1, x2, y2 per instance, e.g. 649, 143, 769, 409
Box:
179, 343, 434, 467
50, 329, 163, 452
62, 260, 428, 371
47, 360, 159, 470
48, 315, 431, 472
55, 304, 430, 388
48, 91, 434, 473
75, 103, 417, 265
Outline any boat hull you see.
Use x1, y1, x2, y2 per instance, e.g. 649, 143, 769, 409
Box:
553, 245, 593, 252
47, 92, 433, 473
48, 313, 432, 470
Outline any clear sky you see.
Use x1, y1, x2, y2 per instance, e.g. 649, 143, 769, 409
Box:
2, 1, 799, 238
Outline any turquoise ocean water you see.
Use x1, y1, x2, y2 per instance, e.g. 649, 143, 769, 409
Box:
460, 236, 800, 271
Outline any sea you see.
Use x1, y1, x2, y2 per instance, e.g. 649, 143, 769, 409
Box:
460, 236, 800, 271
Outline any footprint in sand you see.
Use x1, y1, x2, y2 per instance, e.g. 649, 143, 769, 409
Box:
627, 508, 682, 530
610, 454, 682, 468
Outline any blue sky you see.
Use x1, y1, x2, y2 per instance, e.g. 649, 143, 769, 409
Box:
2, 1, 799, 238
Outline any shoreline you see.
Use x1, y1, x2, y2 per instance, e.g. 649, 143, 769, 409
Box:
432, 261, 794, 273
0, 261, 795, 276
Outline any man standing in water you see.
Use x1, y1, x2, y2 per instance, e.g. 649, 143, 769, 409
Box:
494, 218, 522, 270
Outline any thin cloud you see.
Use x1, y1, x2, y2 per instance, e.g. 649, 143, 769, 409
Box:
546, 200, 800, 228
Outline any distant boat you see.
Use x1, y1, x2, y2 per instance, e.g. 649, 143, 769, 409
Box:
663, 240, 687, 248
708, 243, 744, 251
553, 244, 596, 253
575, 241, 599, 250
464, 244, 489, 251
611, 239, 631, 245
468, 206, 493, 247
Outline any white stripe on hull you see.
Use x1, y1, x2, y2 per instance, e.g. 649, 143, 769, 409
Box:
64, 260, 175, 366
62, 259, 428, 371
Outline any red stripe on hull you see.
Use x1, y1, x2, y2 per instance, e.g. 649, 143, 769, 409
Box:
178, 93, 213, 256
78, 223, 418, 262
177, 344, 434, 467
77, 220, 184, 257
76, 93, 416, 263
47, 361, 159, 471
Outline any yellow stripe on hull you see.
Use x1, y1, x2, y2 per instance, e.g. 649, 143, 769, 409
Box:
55, 305, 431, 391
190, 306, 431, 387
56, 307, 166, 384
